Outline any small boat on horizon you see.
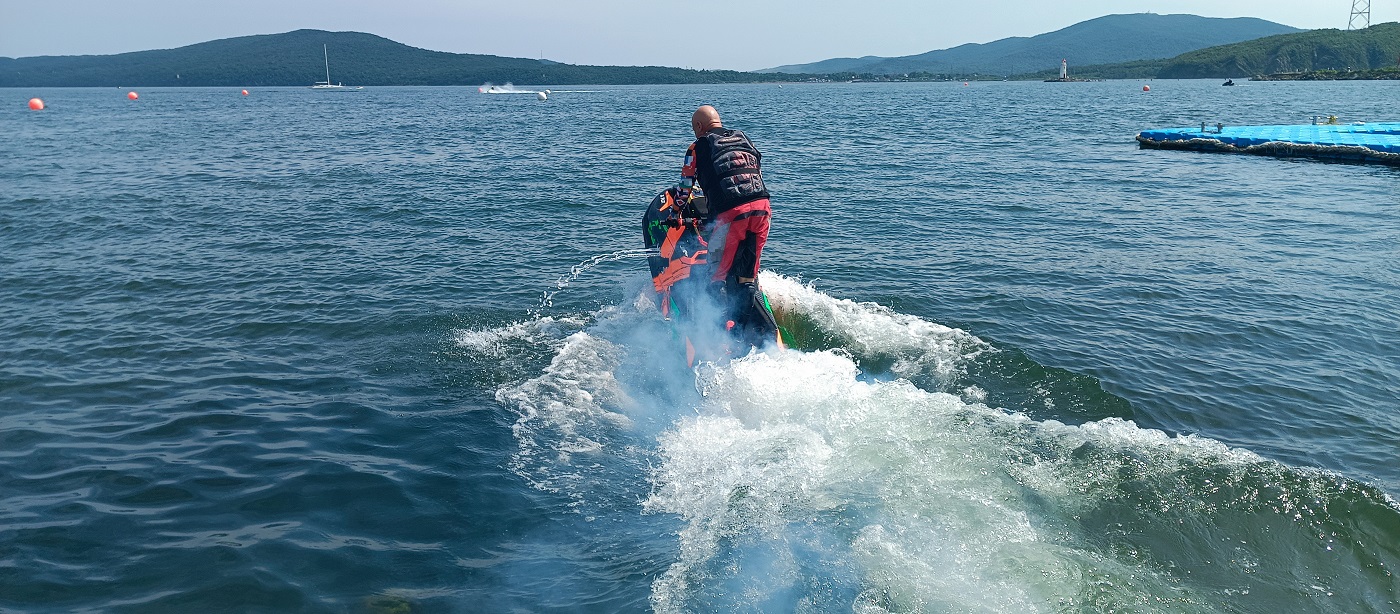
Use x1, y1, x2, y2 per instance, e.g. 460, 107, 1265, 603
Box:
311, 44, 363, 91
479, 83, 540, 94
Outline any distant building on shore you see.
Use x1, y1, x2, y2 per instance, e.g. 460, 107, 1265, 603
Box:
1045, 58, 1094, 82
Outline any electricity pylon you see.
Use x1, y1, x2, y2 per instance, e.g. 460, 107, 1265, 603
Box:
1349, 0, 1371, 29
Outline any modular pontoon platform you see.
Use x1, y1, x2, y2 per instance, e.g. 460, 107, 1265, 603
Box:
1136, 122, 1400, 166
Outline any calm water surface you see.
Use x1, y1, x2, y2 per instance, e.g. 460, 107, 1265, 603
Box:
3, 81, 1398, 612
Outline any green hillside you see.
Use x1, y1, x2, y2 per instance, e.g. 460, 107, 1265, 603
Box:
1018, 22, 1400, 79
1160, 22, 1400, 77
0, 29, 792, 87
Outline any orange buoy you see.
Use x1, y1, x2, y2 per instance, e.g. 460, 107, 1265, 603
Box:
1142, 85, 1150, 92
241, 89, 249, 96
128, 91, 139, 100
28, 98, 44, 110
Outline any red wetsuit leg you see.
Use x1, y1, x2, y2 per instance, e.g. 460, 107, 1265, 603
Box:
708, 199, 771, 282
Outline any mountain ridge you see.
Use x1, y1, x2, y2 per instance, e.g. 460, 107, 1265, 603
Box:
1008, 22, 1400, 80
2, 15, 1353, 87
0, 29, 790, 87
762, 13, 1301, 76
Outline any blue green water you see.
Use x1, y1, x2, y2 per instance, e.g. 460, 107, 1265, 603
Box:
3, 81, 1398, 612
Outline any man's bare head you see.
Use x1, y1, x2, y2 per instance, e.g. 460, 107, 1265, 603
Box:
691, 105, 722, 137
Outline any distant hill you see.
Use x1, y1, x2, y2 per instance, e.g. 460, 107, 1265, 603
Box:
1015, 22, 1400, 79
1159, 22, 1400, 78
763, 13, 1300, 76
0, 29, 789, 87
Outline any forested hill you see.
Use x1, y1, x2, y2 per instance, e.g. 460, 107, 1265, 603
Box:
1157, 22, 1400, 78
764, 13, 1299, 76
0, 29, 789, 87
1018, 22, 1400, 79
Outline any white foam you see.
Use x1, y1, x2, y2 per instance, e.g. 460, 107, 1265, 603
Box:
760, 271, 989, 385
452, 315, 585, 358
498, 331, 633, 446
493, 271, 1292, 610
643, 344, 1266, 610
478, 82, 539, 94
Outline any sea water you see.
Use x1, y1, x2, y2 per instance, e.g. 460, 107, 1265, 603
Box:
2, 81, 1397, 612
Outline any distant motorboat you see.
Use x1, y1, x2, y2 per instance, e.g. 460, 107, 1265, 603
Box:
311, 44, 363, 91
480, 84, 540, 94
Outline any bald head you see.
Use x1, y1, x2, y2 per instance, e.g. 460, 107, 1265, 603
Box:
691, 105, 722, 138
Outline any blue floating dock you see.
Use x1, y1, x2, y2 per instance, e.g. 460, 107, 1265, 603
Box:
1136, 122, 1400, 166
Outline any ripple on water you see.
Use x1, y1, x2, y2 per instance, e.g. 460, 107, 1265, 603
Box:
3, 83, 1399, 611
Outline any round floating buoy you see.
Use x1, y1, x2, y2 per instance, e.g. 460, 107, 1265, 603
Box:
537, 91, 547, 101
963, 82, 969, 86
128, 91, 139, 100
28, 98, 44, 111
241, 89, 249, 96
1142, 85, 1150, 92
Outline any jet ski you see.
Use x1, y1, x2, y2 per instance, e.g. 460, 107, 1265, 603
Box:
641, 185, 784, 366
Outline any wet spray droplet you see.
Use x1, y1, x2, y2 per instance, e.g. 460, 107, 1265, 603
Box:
536, 249, 654, 314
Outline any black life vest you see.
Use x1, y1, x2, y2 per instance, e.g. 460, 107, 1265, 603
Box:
697, 129, 769, 214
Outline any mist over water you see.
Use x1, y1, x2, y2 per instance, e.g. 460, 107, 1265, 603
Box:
4, 82, 1399, 612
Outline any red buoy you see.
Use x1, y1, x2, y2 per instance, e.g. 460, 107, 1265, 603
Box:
128, 91, 139, 100
28, 98, 44, 110
241, 89, 249, 96
1142, 85, 1150, 92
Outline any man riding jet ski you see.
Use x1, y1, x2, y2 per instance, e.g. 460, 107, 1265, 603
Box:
642, 105, 784, 366
641, 182, 783, 366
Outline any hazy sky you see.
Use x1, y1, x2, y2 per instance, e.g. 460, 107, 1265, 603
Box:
2, 1, 1394, 71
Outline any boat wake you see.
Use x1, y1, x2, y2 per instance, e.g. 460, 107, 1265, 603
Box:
479, 82, 542, 95
478, 83, 596, 97
458, 271, 1400, 612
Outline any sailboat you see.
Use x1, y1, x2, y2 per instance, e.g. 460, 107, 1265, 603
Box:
311, 44, 362, 90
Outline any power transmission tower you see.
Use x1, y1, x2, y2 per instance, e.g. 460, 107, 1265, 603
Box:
1349, 0, 1371, 29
